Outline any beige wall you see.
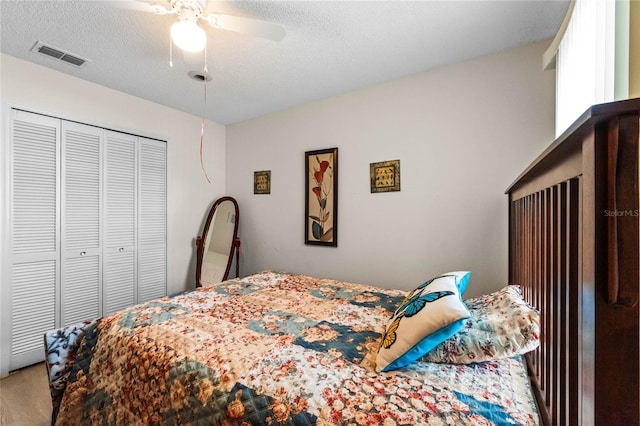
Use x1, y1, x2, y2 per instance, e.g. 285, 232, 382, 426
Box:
226, 40, 555, 298
0, 53, 226, 295
1, 39, 557, 299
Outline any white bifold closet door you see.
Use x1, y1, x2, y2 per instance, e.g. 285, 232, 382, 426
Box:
103, 131, 137, 315
3, 109, 167, 375
8, 110, 60, 369
61, 121, 103, 326
138, 138, 167, 303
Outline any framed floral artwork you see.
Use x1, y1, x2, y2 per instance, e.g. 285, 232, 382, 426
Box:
305, 148, 338, 246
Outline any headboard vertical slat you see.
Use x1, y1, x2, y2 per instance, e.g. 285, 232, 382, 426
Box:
532, 193, 541, 380
546, 186, 557, 423
556, 181, 567, 426
542, 188, 552, 407
557, 185, 564, 425
538, 191, 545, 400
532, 192, 536, 311
567, 177, 580, 426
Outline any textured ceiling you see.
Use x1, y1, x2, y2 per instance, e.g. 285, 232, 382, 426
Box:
0, 0, 569, 124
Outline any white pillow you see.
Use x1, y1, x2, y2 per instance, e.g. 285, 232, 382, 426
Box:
421, 285, 540, 364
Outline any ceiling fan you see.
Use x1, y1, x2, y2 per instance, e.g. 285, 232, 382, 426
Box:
121, 0, 286, 52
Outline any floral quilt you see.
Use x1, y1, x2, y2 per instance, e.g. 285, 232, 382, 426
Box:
51, 271, 539, 425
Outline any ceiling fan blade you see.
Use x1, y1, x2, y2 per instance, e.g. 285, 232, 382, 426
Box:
114, 1, 172, 15
205, 13, 285, 42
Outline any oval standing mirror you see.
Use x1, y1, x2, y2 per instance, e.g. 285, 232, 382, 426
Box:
196, 196, 240, 287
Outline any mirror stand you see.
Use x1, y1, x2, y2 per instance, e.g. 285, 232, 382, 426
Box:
231, 237, 241, 278
195, 196, 240, 287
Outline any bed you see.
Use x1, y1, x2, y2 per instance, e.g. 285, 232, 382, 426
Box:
45, 270, 541, 425
44, 98, 639, 425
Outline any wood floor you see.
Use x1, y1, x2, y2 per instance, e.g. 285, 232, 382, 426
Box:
0, 362, 51, 426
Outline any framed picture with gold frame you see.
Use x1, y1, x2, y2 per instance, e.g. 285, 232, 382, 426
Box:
370, 159, 400, 193
254, 170, 271, 194
305, 148, 338, 246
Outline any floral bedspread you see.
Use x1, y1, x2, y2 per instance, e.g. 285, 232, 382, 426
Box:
52, 271, 538, 425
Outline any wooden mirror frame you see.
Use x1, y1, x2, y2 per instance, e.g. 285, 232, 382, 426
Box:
195, 196, 240, 287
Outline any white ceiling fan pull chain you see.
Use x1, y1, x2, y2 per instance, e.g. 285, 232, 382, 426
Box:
169, 32, 173, 67
199, 46, 211, 183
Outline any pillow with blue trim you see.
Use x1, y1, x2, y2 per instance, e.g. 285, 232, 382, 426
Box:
454, 270, 471, 295
375, 272, 471, 372
421, 285, 540, 364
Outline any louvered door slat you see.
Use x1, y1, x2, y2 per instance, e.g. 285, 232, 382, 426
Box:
105, 131, 136, 248
12, 117, 58, 255
138, 248, 167, 303
140, 141, 167, 247
63, 125, 101, 251
11, 261, 56, 367
104, 251, 135, 314
62, 256, 100, 326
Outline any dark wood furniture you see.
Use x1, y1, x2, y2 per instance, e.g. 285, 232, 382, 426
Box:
195, 196, 240, 287
507, 98, 639, 425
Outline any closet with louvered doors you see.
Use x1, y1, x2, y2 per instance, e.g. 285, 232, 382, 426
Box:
2, 109, 167, 375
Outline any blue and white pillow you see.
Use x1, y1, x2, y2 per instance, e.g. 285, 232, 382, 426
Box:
375, 272, 471, 372
421, 284, 540, 364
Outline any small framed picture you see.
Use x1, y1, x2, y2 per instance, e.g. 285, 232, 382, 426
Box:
254, 170, 271, 194
370, 160, 400, 193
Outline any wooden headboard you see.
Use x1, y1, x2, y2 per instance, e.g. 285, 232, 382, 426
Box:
506, 98, 639, 426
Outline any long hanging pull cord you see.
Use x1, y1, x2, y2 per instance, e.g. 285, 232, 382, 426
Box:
169, 34, 211, 183
169, 33, 173, 67
200, 46, 211, 183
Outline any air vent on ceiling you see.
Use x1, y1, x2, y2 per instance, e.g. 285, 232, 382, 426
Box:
30, 41, 91, 67
188, 71, 212, 82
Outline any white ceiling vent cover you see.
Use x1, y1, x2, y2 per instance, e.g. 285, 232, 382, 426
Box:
30, 41, 91, 67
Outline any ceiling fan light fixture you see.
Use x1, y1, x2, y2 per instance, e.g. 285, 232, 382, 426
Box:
171, 15, 206, 52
